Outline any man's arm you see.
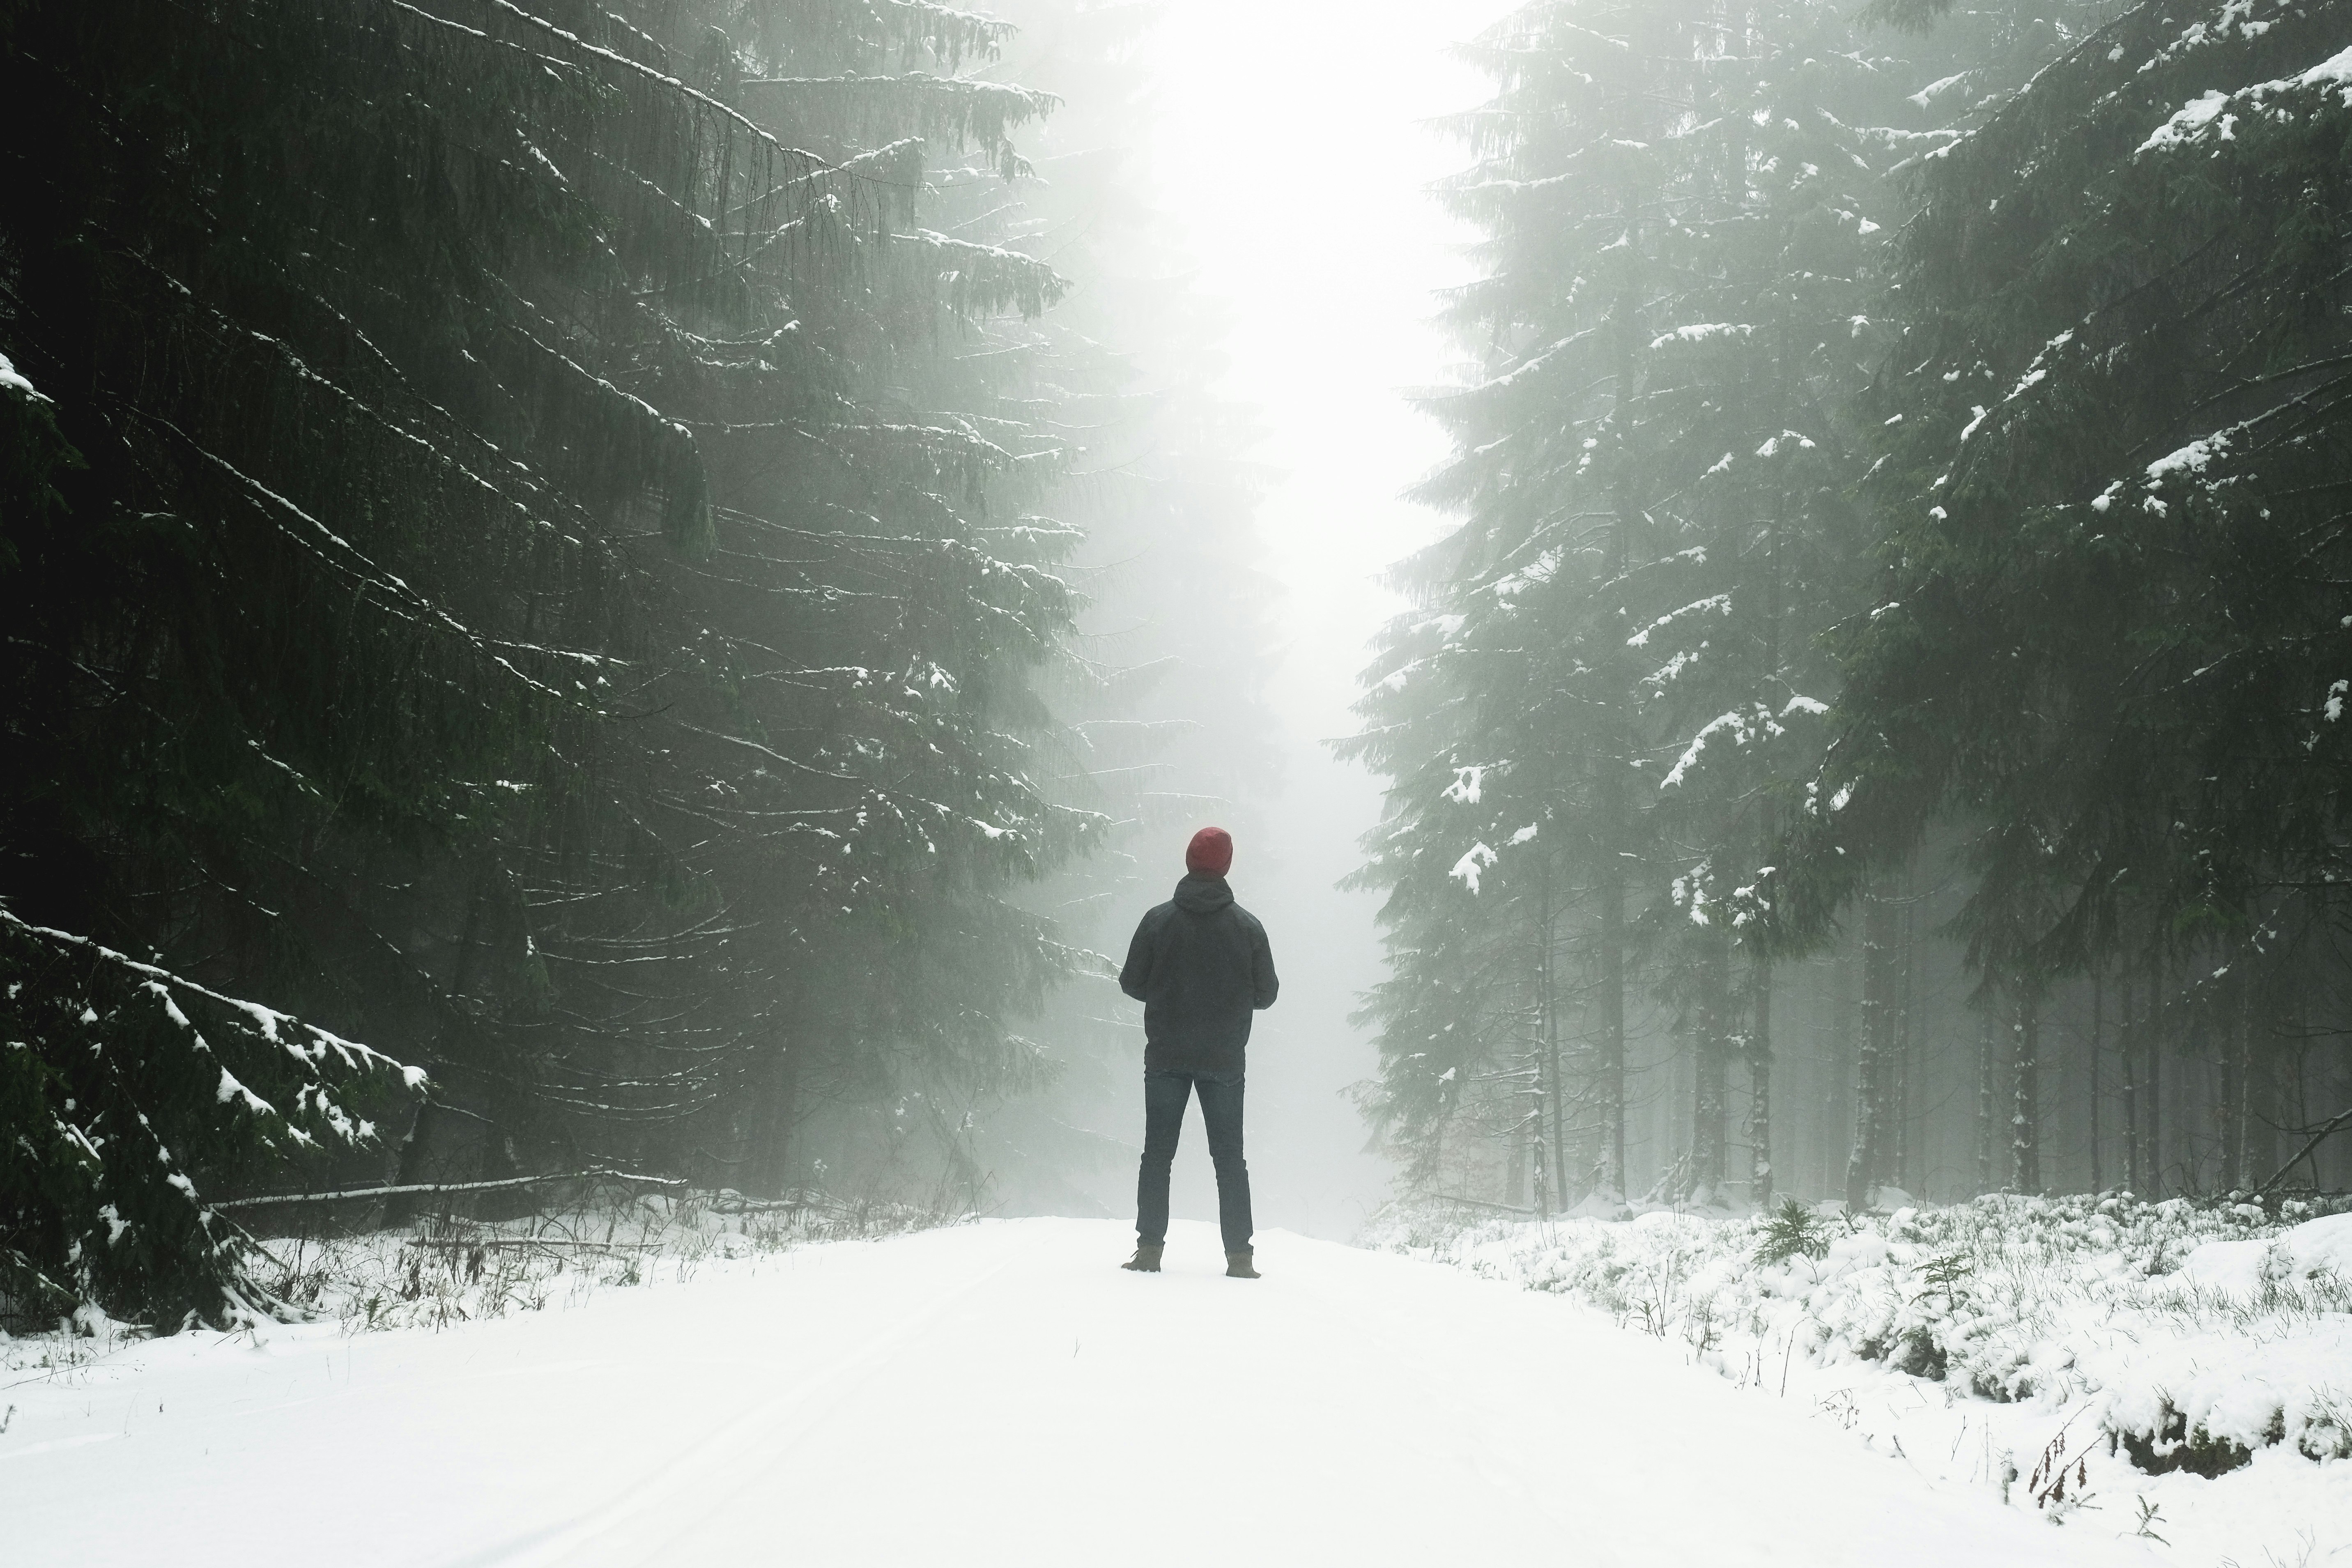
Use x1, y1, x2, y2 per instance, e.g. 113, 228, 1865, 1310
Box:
1118, 911, 1158, 1001
1250, 918, 1278, 1009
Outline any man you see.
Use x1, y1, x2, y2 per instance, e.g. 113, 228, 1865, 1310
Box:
1116, 824, 1279, 1278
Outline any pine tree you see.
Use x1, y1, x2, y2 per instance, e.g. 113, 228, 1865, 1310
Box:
1777, 0, 2352, 1192
0, 0, 1168, 1318
1350, 0, 1936, 1203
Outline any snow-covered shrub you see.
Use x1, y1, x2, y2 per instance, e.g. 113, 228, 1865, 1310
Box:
239, 1186, 952, 1336
0, 911, 421, 1328
1368, 1191, 2352, 1474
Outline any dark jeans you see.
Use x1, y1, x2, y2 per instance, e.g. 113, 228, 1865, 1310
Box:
1135, 1069, 1253, 1253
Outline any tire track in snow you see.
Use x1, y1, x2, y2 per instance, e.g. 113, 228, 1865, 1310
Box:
444, 1246, 1024, 1568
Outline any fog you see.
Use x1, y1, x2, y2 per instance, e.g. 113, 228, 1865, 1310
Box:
1014, 0, 2352, 1228
18, 0, 2352, 1346
1132, 1, 1486, 1239
980, 0, 1512, 1241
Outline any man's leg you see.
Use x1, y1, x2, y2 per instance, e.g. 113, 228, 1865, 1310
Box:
1194, 1071, 1254, 1256
1134, 1070, 1193, 1246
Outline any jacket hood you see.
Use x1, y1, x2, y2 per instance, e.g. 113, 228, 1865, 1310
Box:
1173, 874, 1234, 915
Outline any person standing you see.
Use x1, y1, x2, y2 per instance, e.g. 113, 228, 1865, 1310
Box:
1117, 825, 1279, 1278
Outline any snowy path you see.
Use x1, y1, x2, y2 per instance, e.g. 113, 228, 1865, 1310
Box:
5, 1218, 2163, 1567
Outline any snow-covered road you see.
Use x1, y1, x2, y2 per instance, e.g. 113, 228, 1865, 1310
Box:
5, 1218, 2162, 1566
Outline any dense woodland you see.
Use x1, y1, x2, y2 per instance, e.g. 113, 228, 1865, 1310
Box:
9, 0, 2352, 1329
0, 0, 1270, 1322
1349, 0, 2352, 1213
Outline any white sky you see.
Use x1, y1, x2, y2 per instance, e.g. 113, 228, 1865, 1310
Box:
1128, 0, 1510, 1232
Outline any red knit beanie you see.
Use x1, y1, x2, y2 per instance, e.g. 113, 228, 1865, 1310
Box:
1185, 825, 1234, 879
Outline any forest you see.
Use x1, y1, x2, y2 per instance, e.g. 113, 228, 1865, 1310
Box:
0, 0, 1273, 1322
1348, 0, 2352, 1215
5, 0, 2352, 1333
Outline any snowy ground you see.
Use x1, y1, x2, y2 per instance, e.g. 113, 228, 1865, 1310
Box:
0, 1217, 2185, 1567
1370, 1196, 2352, 1568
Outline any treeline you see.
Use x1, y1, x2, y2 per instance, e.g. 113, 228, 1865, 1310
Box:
1349, 0, 2352, 1212
0, 0, 1250, 1322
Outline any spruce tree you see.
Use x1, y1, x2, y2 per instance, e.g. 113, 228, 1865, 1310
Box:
0, 0, 1155, 1318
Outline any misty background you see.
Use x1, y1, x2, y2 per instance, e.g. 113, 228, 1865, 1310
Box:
980, 0, 1508, 1240
13, 0, 2352, 1340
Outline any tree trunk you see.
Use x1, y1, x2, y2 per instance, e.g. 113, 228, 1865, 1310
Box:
1690, 933, 1731, 1204
1976, 1006, 1997, 1196
2338, 1023, 2352, 1191
2120, 963, 2143, 1191
1749, 953, 1774, 1206
1891, 888, 1916, 1192
755, 1035, 802, 1198
1539, 867, 1569, 1207
1593, 135, 1642, 1204
2011, 983, 2041, 1194
1531, 1079, 1551, 1218
1830, 947, 1857, 1198
1846, 881, 1900, 1209
2229, 956, 2259, 1192
386, 881, 490, 1227
1751, 389, 1783, 1210
1595, 784, 1629, 1201
2089, 968, 2104, 1191
2147, 954, 2165, 1195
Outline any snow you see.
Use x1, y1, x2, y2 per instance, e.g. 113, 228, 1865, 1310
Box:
1488, 546, 1562, 599
1910, 71, 1972, 108
1626, 592, 1732, 648
2178, 1210, 2352, 1294
2145, 430, 2231, 485
1649, 322, 1754, 349
2145, 0, 2275, 68
0, 352, 46, 401
0, 1217, 2177, 1567
2140, 90, 2236, 153
1373, 1195, 2352, 1565
2139, 44, 2352, 156
1662, 702, 1802, 789
1449, 839, 1498, 891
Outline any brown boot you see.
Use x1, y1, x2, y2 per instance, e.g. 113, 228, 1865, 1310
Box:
1121, 1244, 1163, 1273
1225, 1250, 1260, 1279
